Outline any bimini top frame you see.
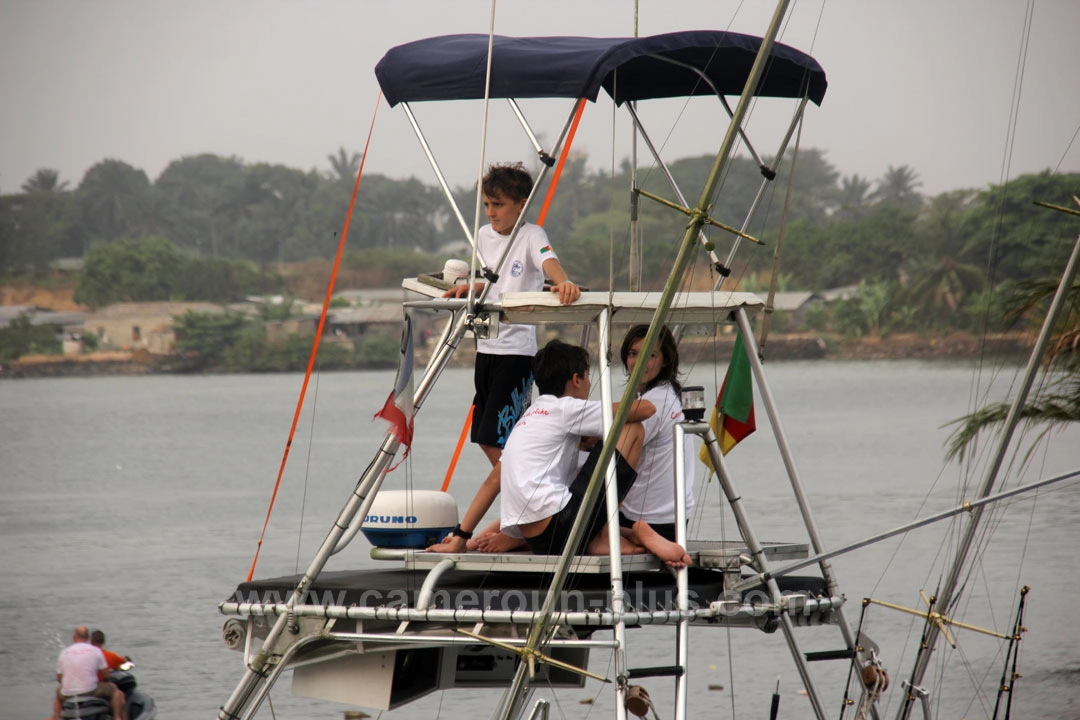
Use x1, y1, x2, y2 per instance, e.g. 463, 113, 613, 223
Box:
375, 31, 827, 106
376, 31, 828, 290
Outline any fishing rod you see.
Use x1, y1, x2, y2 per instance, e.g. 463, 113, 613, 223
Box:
898, 229, 1080, 720
735, 467, 1080, 590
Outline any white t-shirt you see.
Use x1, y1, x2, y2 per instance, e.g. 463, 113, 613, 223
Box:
499, 394, 604, 537
620, 383, 696, 524
57, 642, 106, 695
476, 222, 556, 356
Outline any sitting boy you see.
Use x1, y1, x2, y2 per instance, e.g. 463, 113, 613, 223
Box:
429, 339, 689, 567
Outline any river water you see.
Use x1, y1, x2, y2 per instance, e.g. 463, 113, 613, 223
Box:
2, 362, 1078, 720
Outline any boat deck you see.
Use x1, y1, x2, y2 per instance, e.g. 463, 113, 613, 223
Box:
225, 540, 818, 615
376, 538, 808, 573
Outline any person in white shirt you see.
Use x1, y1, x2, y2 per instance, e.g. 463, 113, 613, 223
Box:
429, 339, 690, 567
617, 325, 695, 558
443, 162, 579, 467
52, 625, 125, 720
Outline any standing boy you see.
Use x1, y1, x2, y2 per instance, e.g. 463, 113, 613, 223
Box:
444, 162, 580, 466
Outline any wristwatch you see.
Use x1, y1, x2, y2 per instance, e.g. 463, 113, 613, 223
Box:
450, 524, 473, 540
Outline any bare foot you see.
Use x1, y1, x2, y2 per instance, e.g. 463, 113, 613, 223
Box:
585, 528, 645, 556
631, 521, 692, 568
466, 529, 495, 551
465, 520, 505, 550
426, 535, 467, 553
473, 531, 528, 553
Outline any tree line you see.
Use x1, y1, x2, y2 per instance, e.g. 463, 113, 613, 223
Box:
2, 149, 1077, 335
1, 150, 448, 270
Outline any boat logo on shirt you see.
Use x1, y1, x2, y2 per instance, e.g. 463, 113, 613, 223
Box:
511, 260, 524, 277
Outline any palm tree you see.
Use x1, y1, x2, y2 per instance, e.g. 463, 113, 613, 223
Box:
834, 173, 873, 220
897, 255, 987, 326
22, 168, 69, 193
327, 147, 362, 182
871, 164, 923, 208
946, 276, 1080, 460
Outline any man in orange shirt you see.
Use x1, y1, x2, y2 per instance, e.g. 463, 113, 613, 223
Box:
90, 630, 128, 671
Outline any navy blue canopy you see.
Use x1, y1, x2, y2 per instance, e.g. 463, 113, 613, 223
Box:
375, 31, 826, 107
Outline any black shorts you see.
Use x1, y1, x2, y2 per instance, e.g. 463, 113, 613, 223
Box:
525, 443, 637, 556
618, 512, 678, 543
472, 353, 533, 448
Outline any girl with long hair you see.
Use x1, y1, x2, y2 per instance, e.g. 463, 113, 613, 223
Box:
618, 325, 695, 545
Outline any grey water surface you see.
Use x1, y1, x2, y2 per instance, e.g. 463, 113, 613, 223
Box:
2, 362, 1077, 719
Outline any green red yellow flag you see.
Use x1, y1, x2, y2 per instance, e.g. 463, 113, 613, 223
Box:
700, 331, 756, 471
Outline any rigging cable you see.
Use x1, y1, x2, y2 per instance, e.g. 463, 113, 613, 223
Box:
945, 367, 1059, 705
964, 0, 1036, 486
893, 5, 1048, 713
537, 101, 587, 227
245, 91, 381, 582
443, 7, 498, 685
756, 110, 802, 355
465, 0, 498, 318
609, 73, 618, 299
440, 404, 474, 492
295, 370, 319, 574
718, 470, 738, 720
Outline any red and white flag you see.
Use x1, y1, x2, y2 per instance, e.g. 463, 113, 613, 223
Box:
374, 314, 415, 467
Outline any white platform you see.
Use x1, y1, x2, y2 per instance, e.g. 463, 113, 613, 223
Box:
401, 277, 763, 326
372, 539, 807, 573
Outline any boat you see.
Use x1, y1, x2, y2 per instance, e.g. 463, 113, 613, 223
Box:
215, 7, 1080, 720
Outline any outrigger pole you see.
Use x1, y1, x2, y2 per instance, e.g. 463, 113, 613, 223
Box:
897, 230, 1080, 720
497, 4, 843, 720
738, 467, 1080, 588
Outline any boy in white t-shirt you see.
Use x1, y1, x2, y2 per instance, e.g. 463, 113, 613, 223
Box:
430, 340, 690, 567
498, 339, 644, 557
443, 162, 580, 467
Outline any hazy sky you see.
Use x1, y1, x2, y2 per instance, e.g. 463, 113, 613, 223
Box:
3, 0, 1078, 198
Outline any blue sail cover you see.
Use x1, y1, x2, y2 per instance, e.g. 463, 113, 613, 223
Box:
375, 31, 826, 107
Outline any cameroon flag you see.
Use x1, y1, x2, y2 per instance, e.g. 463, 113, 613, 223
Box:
700, 331, 756, 472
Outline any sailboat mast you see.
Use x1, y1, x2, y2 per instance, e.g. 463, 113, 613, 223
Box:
898, 231, 1080, 719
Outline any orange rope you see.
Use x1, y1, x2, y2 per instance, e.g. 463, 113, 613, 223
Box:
246, 91, 383, 582
441, 404, 475, 492
441, 99, 587, 492
537, 99, 586, 226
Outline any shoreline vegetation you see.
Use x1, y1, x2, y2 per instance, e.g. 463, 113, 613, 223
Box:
4, 156, 1076, 383
0, 331, 1033, 379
